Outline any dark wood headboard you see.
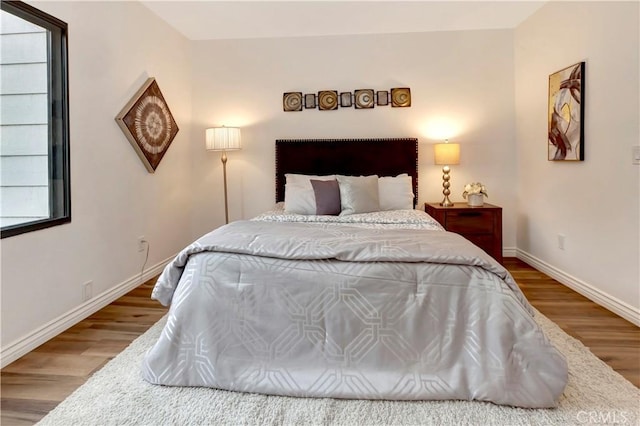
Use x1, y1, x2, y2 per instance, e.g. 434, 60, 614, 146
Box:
275, 138, 418, 205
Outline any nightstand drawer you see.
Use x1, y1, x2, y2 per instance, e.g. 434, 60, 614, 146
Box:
445, 210, 494, 234
425, 202, 503, 264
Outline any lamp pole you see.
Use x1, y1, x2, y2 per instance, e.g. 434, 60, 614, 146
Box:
221, 150, 229, 224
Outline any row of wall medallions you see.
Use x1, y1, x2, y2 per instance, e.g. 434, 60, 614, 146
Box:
283, 88, 411, 111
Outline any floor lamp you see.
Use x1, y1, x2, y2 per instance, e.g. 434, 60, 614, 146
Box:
206, 127, 241, 224
433, 141, 460, 207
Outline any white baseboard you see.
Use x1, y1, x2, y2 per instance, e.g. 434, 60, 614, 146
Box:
503, 247, 517, 258
0, 255, 174, 369
516, 249, 640, 327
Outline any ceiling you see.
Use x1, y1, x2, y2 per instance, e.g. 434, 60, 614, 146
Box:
140, 1, 548, 41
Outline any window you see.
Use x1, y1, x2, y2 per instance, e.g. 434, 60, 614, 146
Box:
0, 1, 70, 238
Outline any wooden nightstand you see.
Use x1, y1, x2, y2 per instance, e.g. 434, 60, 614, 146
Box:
424, 202, 503, 264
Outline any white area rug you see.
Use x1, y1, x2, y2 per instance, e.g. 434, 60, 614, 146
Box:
37, 311, 639, 426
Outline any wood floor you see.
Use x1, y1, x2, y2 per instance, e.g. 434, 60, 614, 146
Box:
0, 282, 168, 425
1, 258, 638, 425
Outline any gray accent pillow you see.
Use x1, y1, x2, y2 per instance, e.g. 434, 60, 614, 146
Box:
310, 179, 341, 215
337, 175, 380, 215
284, 174, 335, 214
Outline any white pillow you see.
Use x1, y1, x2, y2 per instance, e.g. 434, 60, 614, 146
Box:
378, 174, 414, 211
337, 175, 380, 216
284, 174, 335, 215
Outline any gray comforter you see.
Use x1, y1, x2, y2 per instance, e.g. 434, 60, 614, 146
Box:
142, 220, 567, 408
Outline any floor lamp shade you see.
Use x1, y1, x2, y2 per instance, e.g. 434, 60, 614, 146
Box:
433, 142, 460, 207
206, 127, 241, 225
206, 127, 241, 151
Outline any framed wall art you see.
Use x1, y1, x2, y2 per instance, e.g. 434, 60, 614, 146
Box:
354, 89, 374, 109
391, 87, 411, 107
304, 93, 316, 109
282, 87, 412, 111
340, 92, 352, 107
377, 91, 389, 106
318, 90, 338, 110
283, 92, 303, 111
115, 78, 179, 172
548, 62, 585, 161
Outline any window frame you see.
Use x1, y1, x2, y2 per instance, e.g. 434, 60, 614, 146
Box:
1, 0, 71, 239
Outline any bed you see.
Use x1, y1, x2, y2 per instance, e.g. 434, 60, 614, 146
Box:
142, 138, 567, 408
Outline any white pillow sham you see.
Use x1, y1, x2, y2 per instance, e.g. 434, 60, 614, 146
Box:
378, 174, 414, 210
337, 175, 380, 216
284, 174, 335, 215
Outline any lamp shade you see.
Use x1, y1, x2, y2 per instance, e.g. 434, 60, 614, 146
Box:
206, 127, 241, 151
434, 143, 460, 165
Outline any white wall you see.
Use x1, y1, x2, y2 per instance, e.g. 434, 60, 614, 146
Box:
189, 30, 518, 248
514, 2, 640, 318
1, 1, 193, 362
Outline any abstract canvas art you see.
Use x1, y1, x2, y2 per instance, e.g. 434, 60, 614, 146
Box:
116, 78, 179, 172
548, 62, 585, 161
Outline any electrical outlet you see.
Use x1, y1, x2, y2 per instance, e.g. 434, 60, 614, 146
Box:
633, 146, 640, 165
83, 281, 93, 302
138, 236, 146, 252
557, 234, 566, 250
